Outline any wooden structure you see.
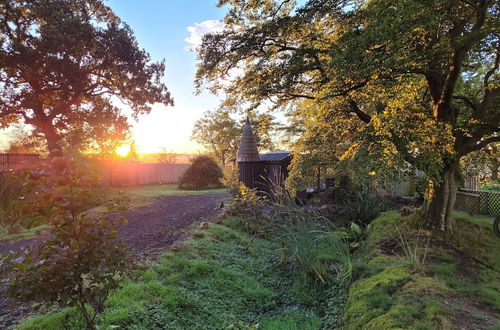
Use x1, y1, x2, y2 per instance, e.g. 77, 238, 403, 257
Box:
99, 161, 189, 187
0, 153, 40, 169
237, 119, 292, 190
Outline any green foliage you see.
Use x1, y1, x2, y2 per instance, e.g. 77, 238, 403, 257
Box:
0, 170, 44, 229
178, 155, 224, 190
0, 154, 131, 329
0, 170, 28, 210
192, 110, 279, 166
1, 214, 130, 329
480, 181, 500, 192
344, 210, 500, 329
222, 171, 268, 235
18, 221, 344, 329
266, 200, 352, 284
0, 0, 172, 156
335, 222, 371, 250
197, 0, 500, 231
344, 193, 387, 226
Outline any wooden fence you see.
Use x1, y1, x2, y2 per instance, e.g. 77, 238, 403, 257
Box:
99, 161, 189, 186
455, 189, 500, 216
0, 153, 40, 169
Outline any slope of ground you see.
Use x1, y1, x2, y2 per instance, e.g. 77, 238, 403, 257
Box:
17, 217, 346, 329
0, 190, 229, 329
345, 211, 500, 329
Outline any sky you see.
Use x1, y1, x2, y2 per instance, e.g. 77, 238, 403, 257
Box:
0, 0, 228, 154
107, 0, 227, 154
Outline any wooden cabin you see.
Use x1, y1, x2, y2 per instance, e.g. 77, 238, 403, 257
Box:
237, 119, 291, 191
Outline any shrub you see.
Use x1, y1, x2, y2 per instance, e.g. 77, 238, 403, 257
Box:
0, 153, 130, 330
0, 170, 28, 209
1, 213, 130, 329
178, 156, 223, 190
344, 193, 387, 226
335, 222, 371, 250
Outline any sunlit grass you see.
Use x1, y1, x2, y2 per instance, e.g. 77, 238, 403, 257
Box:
0, 224, 48, 242
92, 184, 228, 211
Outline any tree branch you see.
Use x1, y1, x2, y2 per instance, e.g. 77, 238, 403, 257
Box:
348, 99, 371, 123
453, 95, 477, 111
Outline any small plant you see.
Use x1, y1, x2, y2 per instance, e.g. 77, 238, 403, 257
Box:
222, 170, 268, 234
0, 153, 130, 329
278, 217, 326, 282
335, 222, 371, 250
344, 192, 387, 226
178, 155, 224, 190
395, 225, 431, 272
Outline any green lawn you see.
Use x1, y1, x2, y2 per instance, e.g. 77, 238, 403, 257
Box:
1, 184, 227, 242
0, 224, 48, 242
94, 184, 228, 211
18, 217, 344, 329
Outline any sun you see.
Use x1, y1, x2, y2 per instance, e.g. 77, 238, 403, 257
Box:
116, 144, 130, 157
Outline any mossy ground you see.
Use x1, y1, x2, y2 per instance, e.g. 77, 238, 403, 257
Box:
345, 210, 500, 329
18, 217, 343, 329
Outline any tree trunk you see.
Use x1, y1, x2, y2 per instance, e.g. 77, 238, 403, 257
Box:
41, 123, 63, 158
424, 161, 462, 232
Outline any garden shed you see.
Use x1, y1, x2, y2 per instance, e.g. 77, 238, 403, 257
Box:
237, 119, 292, 190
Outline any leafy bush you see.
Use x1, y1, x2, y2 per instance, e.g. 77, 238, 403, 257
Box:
222, 170, 268, 234
0, 170, 40, 228
335, 222, 371, 250
1, 213, 130, 329
178, 155, 223, 190
0, 170, 28, 209
344, 193, 387, 226
0, 154, 130, 329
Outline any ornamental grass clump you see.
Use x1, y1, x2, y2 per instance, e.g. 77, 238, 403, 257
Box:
344, 192, 387, 226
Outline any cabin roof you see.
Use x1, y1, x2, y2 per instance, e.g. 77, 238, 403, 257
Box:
237, 119, 260, 162
259, 151, 292, 162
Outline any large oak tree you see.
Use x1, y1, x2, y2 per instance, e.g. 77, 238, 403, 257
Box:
0, 0, 173, 157
196, 0, 499, 231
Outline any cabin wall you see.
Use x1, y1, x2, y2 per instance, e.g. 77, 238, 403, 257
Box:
238, 162, 265, 190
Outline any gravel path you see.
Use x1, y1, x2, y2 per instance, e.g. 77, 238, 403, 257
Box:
0, 192, 230, 329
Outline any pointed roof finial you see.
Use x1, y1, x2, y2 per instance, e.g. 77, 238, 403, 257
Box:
237, 118, 260, 162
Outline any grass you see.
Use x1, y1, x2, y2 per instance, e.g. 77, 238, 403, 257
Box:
92, 183, 228, 211
0, 224, 48, 242
0, 184, 227, 243
18, 217, 345, 329
344, 210, 500, 329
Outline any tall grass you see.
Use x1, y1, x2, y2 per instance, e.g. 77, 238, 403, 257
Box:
344, 192, 387, 226
265, 184, 352, 283
0, 171, 27, 210
395, 225, 431, 272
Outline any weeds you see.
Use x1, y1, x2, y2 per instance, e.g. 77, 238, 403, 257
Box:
344, 192, 387, 226
395, 225, 431, 272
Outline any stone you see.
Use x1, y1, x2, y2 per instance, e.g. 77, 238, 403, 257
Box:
171, 241, 186, 252
192, 230, 204, 238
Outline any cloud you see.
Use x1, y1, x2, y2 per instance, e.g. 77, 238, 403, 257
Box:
185, 20, 225, 51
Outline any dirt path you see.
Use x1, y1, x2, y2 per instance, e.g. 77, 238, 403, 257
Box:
0, 192, 229, 329
116, 192, 229, 259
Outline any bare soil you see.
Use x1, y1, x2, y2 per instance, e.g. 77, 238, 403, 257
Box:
0, 192, 229, 329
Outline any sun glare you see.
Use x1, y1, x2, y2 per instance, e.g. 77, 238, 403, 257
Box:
116, 144, 130, 157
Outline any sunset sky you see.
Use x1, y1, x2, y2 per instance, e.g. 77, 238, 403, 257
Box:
0, 0, 228, 154
107, 0, 226, 154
